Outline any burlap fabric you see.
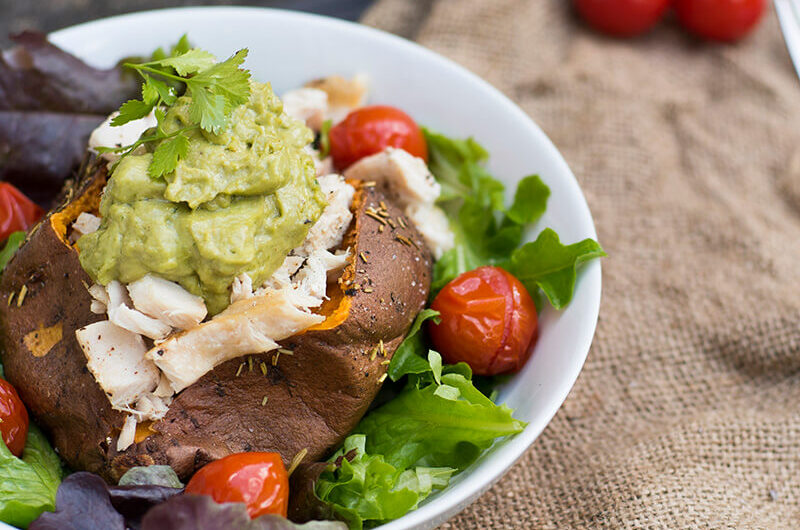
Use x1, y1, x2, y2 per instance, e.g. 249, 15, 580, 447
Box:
362, 2, 800, 528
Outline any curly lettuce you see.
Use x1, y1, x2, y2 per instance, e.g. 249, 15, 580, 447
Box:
314, 344, 524, 529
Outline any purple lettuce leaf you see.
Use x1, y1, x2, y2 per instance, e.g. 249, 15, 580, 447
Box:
0, 31, 139, 206
0, 31, 139, 114
29, 471, 183, 530
140, 494, 347, 530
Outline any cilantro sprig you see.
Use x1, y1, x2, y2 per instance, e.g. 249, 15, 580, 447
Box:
98, 38, 251, 178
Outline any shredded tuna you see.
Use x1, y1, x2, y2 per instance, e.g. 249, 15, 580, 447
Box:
147, 289, 325, 393
344, 147, 454, 257
343, 147, 440, 205
105, 281, 172, 340
88, 283, 109, 305
153, 373, 175, 398
72, 212, 101, 237
282, 88, 328, 131
405, 203, 455, 259
298, 174, 355, 256
117, 414, 137, 452
127, 274, 207, 330
135, 394, 172, 422
305, 74, 369, 123
230, 273, 255, 304
75, 320, 159, 410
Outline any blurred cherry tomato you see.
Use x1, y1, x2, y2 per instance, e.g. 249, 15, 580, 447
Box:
429, 266, 538, 376
328, 105, 428, 170
674, 0, 765, 42
185, 452, 289, 518
575, 0, 670, 37
0, 379, 29, 457
0, 183, 44, 243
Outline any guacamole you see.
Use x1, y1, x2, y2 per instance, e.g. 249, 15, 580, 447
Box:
79, 82, 327, 314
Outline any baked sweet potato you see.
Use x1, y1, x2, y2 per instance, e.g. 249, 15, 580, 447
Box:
0, 161, 432, 482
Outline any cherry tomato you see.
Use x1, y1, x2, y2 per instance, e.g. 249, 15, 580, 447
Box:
0, 183, 44, 243
575, 0, 670, 37
328, 105, 428, 170
429, 266, 538, 376
674, 0, 766, 42
0, 379, 29, 457
185, 452, 288, 518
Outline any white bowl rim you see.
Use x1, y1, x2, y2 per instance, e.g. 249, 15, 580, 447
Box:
28, 7, 601, 530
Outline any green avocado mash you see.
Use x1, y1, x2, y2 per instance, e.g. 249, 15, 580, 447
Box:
78, 82, 326, 314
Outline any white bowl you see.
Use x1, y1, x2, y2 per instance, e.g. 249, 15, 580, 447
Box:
6, 8, 601, 530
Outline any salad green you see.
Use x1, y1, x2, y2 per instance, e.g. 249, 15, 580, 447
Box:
0, 425, 63, 528
0, 34, 605, 528
0, 232, 26, 272
312, 130, 604, 529
424, 128, 605, 306
315, 346, 524, 529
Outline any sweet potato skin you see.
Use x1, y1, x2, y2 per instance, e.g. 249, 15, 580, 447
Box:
0, 166, 122, 472
0, 167, 432, 482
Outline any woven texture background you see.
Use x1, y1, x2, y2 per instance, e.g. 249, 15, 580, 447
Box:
362, 1, 800, 528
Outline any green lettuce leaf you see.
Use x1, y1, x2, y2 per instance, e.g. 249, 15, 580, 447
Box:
387, 309, 439, 381
315, 348, 522, 529
424, 128, 603, 309
357, 373, 524, 471
424, 128, 551, 287
0, 231, 26, 271
315, 435, 453, 529
505, 228, 606, 309
0, 424, 63, 528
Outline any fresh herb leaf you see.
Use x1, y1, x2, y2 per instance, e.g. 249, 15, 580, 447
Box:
111, 99, 155, 126
150, 47, 168, 63
151, 48, 216, 76
170, 34, 192, 57
149, 132, 190, 178
0, 231, 26, 271
505, 228, 606, 309
0, 424, 63, 528
141, 80, 160, 106
145, 78, 177, 106
387, 309, 440, 381
106, 43, 251, 178
187, 89, 228, 134
187, 48, 251, 111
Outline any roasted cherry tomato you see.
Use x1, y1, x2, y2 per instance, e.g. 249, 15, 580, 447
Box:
429, 266, 538, 376
329, 105, 428, 170
574, 0, 670, 37
0, 182, 44, 243
185, 452, 289, 518
0, 379, 29, 457
674, 0, 765, 42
